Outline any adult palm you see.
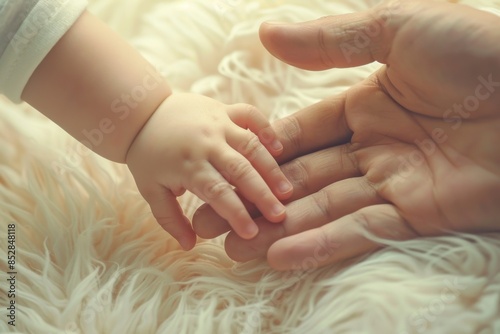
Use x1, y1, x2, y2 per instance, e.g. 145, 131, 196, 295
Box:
194, 0, 500, 270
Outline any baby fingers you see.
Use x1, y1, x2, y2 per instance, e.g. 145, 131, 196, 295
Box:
227, 104, 283, 156
212, 142, 289, 224
227, 129, 293, 201
188, 163, 260, 239
139, 186, 196, 250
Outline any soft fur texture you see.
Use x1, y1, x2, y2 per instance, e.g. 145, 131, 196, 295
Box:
1, 0, 499, 333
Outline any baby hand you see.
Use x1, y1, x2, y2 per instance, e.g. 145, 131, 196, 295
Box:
126, 92, 293, 250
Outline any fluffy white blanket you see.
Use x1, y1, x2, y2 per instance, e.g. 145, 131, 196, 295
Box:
1, 0, 499, 333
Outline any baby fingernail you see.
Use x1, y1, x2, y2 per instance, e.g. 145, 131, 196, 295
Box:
272, 203, 286, 216
244, 223, 259, 238
279, 180, 292, 193
271, 140, 283, 151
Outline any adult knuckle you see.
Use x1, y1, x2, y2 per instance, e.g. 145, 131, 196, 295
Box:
351, 209, 371, 229
278, 115, 302, 153
368, 1, 403, 61
350, 207, 401, 240
317, 25, 337, 68
316, 227, 335, 256
312, 188, 335, 222
340, 143, 361, 174
281, 158, 310, 192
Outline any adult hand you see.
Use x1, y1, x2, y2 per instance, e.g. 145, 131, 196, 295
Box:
193, 0, 500, 270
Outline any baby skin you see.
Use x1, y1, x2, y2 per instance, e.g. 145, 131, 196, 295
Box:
21, 11, 293, 250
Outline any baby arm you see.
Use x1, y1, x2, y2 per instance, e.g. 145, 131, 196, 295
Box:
21, 11, 292, 249
22, 10, 166, 162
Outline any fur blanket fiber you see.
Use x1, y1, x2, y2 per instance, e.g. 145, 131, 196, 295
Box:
1, 0, 499, 333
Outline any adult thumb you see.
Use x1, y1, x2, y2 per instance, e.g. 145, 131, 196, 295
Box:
259, 3, 400, 70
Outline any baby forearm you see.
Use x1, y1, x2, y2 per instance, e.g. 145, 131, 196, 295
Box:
22, 10, 171, 163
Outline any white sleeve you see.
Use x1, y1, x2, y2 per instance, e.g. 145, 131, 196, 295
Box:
0, 0, 87, 103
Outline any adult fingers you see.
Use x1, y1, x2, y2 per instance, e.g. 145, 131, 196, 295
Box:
273, 94, 352, 164
267, 204, 419, 271
279, 143, 361, 199
259, 1, 401, 70
224, 176, 385, 262
140, 186, 196, 250
193, 142, 362, 238
193, 203, 233, 239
